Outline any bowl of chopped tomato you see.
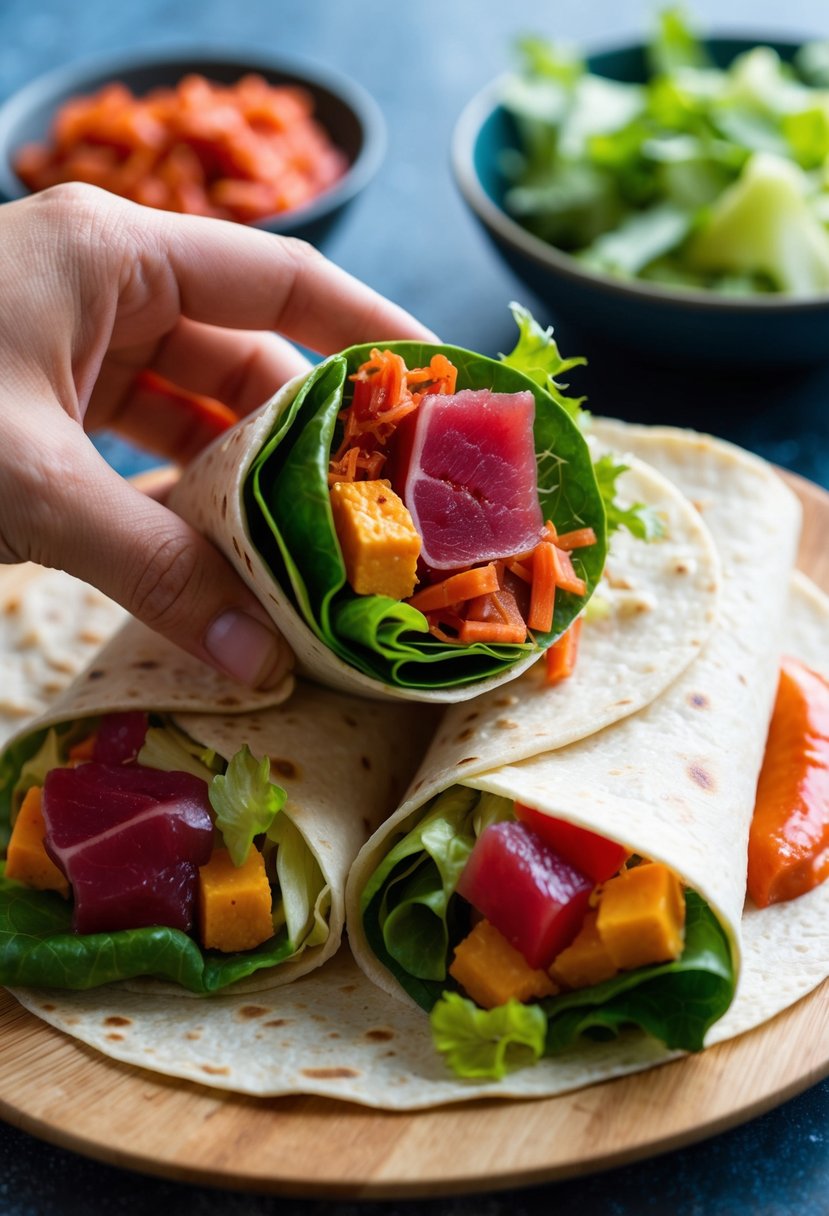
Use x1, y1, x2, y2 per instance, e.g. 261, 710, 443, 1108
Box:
0, 47, 385, 244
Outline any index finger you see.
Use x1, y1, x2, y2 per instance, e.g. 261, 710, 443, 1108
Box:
129, 203, 439, 354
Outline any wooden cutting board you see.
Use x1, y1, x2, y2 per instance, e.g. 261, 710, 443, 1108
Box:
0, 468, 826, 1199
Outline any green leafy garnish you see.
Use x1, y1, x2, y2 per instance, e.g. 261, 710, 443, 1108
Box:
431, 992, 547, 1079
501, 7, 829, 295
209, 745, 286, 866
593, 454, 665, 539
138, 722, 222, 782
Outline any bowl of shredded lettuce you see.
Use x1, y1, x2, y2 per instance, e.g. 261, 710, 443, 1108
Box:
452, 9, 829, 365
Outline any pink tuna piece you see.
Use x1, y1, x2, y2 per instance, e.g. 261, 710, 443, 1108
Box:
42, 762, 214, 935
401, 389, 543, 570
93, 712, 149, 765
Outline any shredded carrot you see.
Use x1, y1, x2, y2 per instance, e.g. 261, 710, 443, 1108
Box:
555, 527, 597, 551
505, 558, 533, 583
407, 564, 499, 614
15, 74, 347, 224
545, 618, 583, 683
550, 545, 587, 596
542, 521, 559, 544
68, 734, 96, 762
528, 542, 557, 632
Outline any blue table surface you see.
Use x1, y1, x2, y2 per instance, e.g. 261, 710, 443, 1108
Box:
3, 0, 829, 1211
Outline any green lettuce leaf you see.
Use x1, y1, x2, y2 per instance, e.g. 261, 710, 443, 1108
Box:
208, 745, 286, 866
0, 872, 295, 994
592, 454, 665, 540
265, 813, 328, 948
430, 991, 547, 1079
246, 316, 607, 689
138, 722, 222, 782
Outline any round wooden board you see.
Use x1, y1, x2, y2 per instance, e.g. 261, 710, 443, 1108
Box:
0, 468, 827, 1200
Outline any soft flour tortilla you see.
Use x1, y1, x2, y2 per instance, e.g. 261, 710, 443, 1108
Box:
0, 622, 433, 995
10, 568, 827, 1108
346, 423, 802, 998
168, 373, 720, 705
0, 564, 126, 748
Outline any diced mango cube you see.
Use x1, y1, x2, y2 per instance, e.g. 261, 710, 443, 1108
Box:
549, 909, 618, 989
449, 919, 558, 1009
329, 479, 420, 600
5, 786, 69, 897
596, 862, 685, 971
198, 846, 275, 953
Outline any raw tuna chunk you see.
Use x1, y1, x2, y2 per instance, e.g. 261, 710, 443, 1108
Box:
400, 389, 543, 570
42, 762, 213, 935
93, 712, 149, 765
456, 821, 593, 969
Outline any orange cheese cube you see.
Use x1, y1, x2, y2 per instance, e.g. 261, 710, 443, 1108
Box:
329, 479, 420, 600
596, 862, 685, 971
198, 847, 275, 953
449, 919, 558, 1009
549, 909, 618, 989
5, 786, 69, 897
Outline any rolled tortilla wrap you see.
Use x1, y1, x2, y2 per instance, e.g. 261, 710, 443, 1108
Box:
0, 620, 434, 995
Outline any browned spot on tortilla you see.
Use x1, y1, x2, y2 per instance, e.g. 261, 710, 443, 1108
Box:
106, 1033, 125, 1042
272, 758, 298, 779
244, 552, 254, 574
674, 563, 688, 574
361, 756, 371, 770
216, 695, 240, 707
186, 1030, 202, 1041
64, 1017, 79, 1026
384, 1050, 397, 1058
87, 669, 104, 681
3, 598, 20, 615
361, 816, 371, 834
339, 984, 357, 995
708, 582, 717, 593
202, 1064, 230, 1076
104, 1015, 131, 1027
221, 495, 228, 519
412, 778, 423, 792
496, 719, 519, 730
46, 657, 75, 674
263, 1018, 291, 1028
614, 698, 633, 707
232, 537, 242, 558
365, 1028, 394, 1042
738, 673, 747, 685
456, 727, 475, 743
692, 499, 706, 513
42, 682, 63, 695
40, 1003, 56, 1012
494, 694, 518, 708
301, 1067, 360, 1080
311, 1013, 327, 1023
237, 1005, 268, 1020
688, 763, 715, 791
133, 659, 159, 671
463, 711, 480, 723
78, 630, 103, 645
457, 756, 479, 765
268, 593, 278, 603
328, 1032, 341, 1039
343, 714, 358, 728
688, 692, 709, 709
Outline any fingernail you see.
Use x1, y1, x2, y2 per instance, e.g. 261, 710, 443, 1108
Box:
203, 610, 286, 689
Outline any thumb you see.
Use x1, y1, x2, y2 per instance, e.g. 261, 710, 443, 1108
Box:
11, 420, 292, 690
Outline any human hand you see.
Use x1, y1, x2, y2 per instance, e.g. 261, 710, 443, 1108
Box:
0, 183, 435, 687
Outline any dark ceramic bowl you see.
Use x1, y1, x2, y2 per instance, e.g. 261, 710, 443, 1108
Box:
0, 47, 385, 246
452, 37, 829, 367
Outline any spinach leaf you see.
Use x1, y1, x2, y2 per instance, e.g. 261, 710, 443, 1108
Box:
0, 874, 296, 994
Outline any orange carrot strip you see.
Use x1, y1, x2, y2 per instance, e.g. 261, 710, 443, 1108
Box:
545, 618, 583, 684
550, 545, 587, 596
458, 620, 528, 645
748, 657, 829, 907
542, 521, 559, 544
407, 564, 499, 614
68, 734, 96, 762
528, 542, 557, 632
505, 558, 533, 583
555, 527, 597, 551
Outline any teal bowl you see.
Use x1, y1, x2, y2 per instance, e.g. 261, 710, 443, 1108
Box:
452, 37, 829, 367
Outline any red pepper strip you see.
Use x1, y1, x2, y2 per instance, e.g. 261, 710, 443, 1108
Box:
545, 618, 583, 684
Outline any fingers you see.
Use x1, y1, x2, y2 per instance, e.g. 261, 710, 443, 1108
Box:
4, 412, 291, 690
115, 197, 438, 354
88, 320, 312, 461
